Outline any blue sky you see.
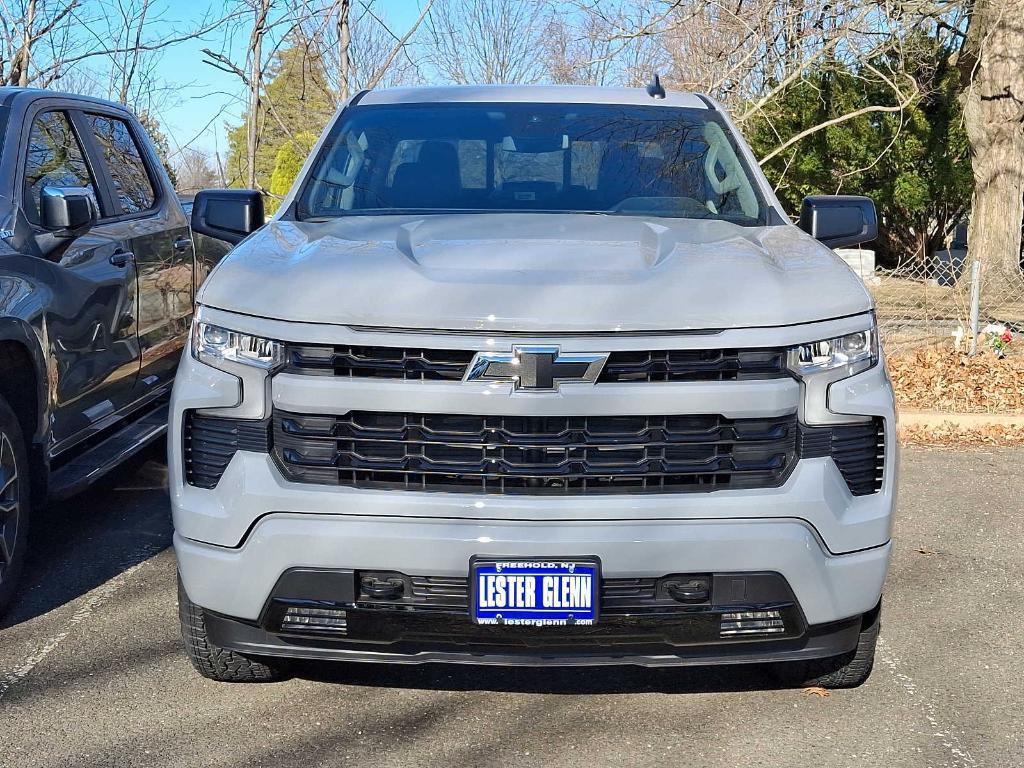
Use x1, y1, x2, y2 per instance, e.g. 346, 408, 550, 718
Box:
150, 1, 425, 157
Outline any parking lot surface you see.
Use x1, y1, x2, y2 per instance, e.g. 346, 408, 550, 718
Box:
0, 446, 1020, 768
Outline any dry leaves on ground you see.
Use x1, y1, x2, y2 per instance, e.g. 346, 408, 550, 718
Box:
888, 349, 1024, 413
802, 686, 831, 698
899, 421, 1024, 447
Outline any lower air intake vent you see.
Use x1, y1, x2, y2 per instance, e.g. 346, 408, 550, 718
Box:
720, 609, 785, 638
831, 419, 885, 496
183, 412, 270, 489
281, 606, 348, 635
799, 418, 885, 497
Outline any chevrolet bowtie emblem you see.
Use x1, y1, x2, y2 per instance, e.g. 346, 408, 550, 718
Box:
463, 346, 608, 391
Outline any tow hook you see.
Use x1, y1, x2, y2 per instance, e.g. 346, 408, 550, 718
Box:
664, 577, 711, 604
359, 574, 406, 600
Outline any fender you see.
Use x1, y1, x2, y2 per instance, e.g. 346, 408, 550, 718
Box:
0, 289, 50, 444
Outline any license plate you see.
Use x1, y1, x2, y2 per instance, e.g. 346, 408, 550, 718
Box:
470, 557, 599, 626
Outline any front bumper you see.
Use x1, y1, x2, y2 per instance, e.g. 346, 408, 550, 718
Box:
178, 518, 884, 666
200, 606, 867, 669
175, 513, 890, 627
170, 312, 897, 663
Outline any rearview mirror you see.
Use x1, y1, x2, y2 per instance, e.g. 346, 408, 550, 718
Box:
799, 195, 877, 249
191, 189, 264, 245
40, 187, 97, 237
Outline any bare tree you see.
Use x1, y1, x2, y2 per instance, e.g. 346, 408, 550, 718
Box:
174, 147, 220, 195
203, 0, 293, 189
426, 0, 549, 84
335, 0, 351, 100
246, 0, 272, 189
544, 0, 670, 87
958, 0, 1024, 276
0, 0, 235, 92
0, 0, 79, 86
301, 0, 434, 101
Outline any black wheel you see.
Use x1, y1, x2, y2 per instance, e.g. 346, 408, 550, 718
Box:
773, 601, 881, 689
177, 575, 286, 682
0, 394, 29, 615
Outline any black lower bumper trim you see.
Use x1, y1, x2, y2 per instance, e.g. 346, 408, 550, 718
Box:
204, 610, 862, 668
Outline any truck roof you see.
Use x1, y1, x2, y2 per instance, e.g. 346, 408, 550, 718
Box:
0, 86, 133, 112
359, 84, 711, 110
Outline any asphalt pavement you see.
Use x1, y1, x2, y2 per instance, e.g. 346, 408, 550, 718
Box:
0, 446, 1020, 768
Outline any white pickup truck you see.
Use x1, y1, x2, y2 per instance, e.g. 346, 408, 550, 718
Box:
170, 83, 896, 688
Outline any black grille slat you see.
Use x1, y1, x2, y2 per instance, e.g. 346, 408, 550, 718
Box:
799, 419, 885, 496
831, 420, 885, 496
272, 410, 798, 494
287, 345, 475, 381
284, 344, 788, 383
599, 349, 787, 382
184, 413, 271, 489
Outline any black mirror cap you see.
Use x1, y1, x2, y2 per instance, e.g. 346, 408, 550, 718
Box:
799, 195, 878, 249
191, 189, 264, 245
40, 186, 97, 237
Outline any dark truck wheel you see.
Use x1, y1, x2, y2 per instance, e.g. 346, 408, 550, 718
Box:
178, 575, 286, 682
773, 601, 881, 689
0, 393, 30, 615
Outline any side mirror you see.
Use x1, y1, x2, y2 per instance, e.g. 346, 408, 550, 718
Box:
191, 189, 264, 245
40, 187, 97, 237
799, 195, 877, 249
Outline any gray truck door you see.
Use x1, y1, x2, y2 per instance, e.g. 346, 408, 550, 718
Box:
19, 108, 141, 448
77, 110, 193, 393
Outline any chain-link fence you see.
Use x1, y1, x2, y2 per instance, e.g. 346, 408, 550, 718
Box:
837, 247, 1024, 356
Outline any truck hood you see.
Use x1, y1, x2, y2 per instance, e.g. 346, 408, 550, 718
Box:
197, 213, 873, 333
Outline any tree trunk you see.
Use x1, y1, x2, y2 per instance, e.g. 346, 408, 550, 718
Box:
960, 0, 1024, 277
246, 0, 271, 190
336, 0, 351, 101
9, 0, 38, 86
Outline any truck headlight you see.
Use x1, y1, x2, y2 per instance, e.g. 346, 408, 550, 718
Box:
192, 321, 283, 370
788, 328, 877, 378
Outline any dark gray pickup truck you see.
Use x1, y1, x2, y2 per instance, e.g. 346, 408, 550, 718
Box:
0, 88, 261, 612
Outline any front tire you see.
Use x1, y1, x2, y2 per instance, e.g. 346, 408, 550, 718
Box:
0, 394, 30, 615
773, 600, 881, 689
178, 575, 286, 682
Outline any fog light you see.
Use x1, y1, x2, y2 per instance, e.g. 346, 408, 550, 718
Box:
720, 609, 784, 638
281, 605, 348, 634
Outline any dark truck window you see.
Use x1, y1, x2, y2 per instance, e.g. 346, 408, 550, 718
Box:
297, 102, 765, 225
23, 111, 99, 224
86, 114, 157, 215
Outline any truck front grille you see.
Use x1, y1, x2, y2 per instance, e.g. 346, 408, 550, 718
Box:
184, 411, 885, 496
271, 410, 799, 494
284, 344, 787, 383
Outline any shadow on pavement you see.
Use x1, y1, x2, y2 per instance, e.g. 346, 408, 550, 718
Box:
0, 442, 173, 630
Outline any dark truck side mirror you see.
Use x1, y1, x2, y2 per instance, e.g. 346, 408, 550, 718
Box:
799, 195, 877, 249
40, 186, 97, 237
191, 189, 265, 245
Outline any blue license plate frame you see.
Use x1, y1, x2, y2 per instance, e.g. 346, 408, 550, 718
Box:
470, 556, 601, 626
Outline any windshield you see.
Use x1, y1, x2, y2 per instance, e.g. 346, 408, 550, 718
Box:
295, 102, 766, 225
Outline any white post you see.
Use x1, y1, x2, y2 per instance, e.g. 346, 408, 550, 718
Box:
968, 260, 982, 356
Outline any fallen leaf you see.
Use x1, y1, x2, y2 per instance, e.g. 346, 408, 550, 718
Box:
802, 686, 830, 698
889, 348, 1024, 415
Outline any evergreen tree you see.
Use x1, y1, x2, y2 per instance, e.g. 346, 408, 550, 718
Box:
267, 131, 318, 213
747, 33, 972, 270
226, 34, 335, 191
138, 111, 178, 189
